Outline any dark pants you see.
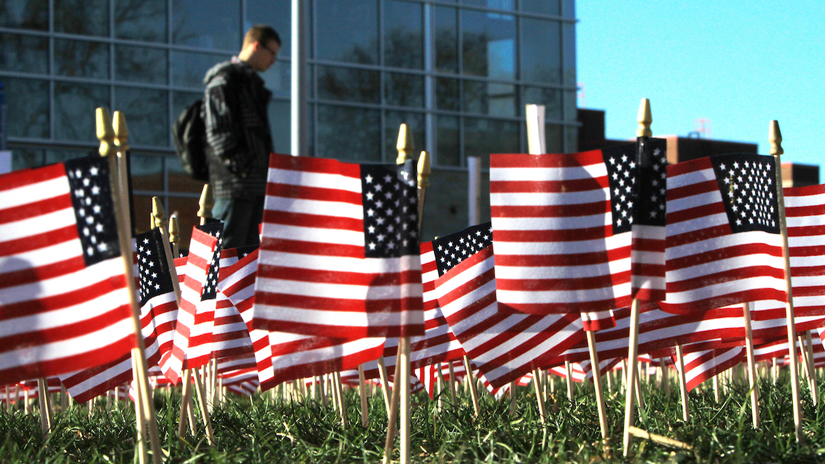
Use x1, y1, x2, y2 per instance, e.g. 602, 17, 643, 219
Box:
212, 196, 265, 249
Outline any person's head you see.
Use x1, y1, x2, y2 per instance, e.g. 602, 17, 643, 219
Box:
238, 25, 281, 72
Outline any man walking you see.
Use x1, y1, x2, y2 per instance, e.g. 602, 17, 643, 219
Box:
203, 25, 280, 248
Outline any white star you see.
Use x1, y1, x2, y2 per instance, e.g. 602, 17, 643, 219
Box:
365, 174, 373, 183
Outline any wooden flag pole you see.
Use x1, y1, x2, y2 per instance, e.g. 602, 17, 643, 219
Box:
98, 109, 162, 464
462, 355, 480, 417
742, 302, 761, 427
358, 365, 369, 427
675, 345, 689, 421
564, 361, 574, 401
531, 368, 546, 424
377, 357, 391, 415
587, 330, 610, 443
805, 331, 819, 403
770, 120, 803, 442
36, 378, 53, 436
192, 186, 216, 445
509, 380, 517, 417
133, 365, 148, 464
622, 98, 653, 457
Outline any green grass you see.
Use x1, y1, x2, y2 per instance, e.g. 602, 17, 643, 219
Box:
1, 374, 825, 463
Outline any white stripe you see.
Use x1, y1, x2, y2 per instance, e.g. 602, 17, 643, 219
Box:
265, 196, 364, 219
491, 188, 609, 207
492, 233, 631, 255
492, 213, 612, 231
666, 275, 786, 303
496, 282, 631, 305
268, 167, 362, 192
269, 337, 383, 370
265, 224, 365, 247
253, 305, 412, 328
666, 229, 783, 261
0, 240, 81, 273
490, 163, 607, 182
667, 189, 721, 215
785, 190, 825, 207
0, 208, 77, 244
0, 258, 128, 306
260, 250, 421, 273
495, 257, 630, 280
0, 176, 69, 208
256, 277, 422, 300
668, 166, 715, 191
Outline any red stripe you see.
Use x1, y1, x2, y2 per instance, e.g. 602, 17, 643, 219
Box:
497, 297, 631, 315
255, 319, 422, 339
0, 256, 85, 289
263, 209, 363, 232
493, 245, 629, 267
490, 176, 608, 194
667, 156, 711, 178
667, 223, 731, 248
261, 237, 365, 258
657, 289, 786, 314
493, 225, 615, 243
0, 194, 73, 225
491, 201, 609, 218
496, 270, 630, 292
786, 203, 825, 218
0, 272, 129, 319
490, 150, 606, 169
788, 225, 825, 237
631, 262, 665, 278
0, 162, 65, 192
633, 237, 665, 253
257, 265, 421, 286
666, 178, 719, 202
269, 152, 362, 178
266, 182, 363, 205
667, 243, 784, 274
666, 202, 727, 227
0, 225, 78, 257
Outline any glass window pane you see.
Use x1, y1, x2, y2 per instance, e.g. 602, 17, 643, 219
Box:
316, 0, 378, 65
523, 86, 561, 120
132, 195, 153, 235
316, 105, 380, 162
45, 148, 93, 165
115, 0, 167, 42
383, 0, 423, 69
114, 87, 169, 147
259, 60, 290, 99
384, 111, 425, 163
130, 153, 164, 192
565, 125, 578, 153
436, 77, 459, 111
385, 73, 424, 108
167, 156, 209, 193
563, 90, 577, 121
245, 1, 291, 56
0, 0, 48, 30
436, 116, 460, 167
5, 78, 48, 139
564, 23, 576, 86
11, 147, 45, 171
171, 51, 227, 88
464, 80, 516, 117
563, 0, 575, 19
317, 65, 379, 104
55, 0, 109, 37
167, 194, 203, 249
0, 33, 48, 74
435, 7, 458, 73
461, 0, 515, 10
521, 0, 560, 16
172, 91, 202, 127
54, 39, 109, 79
521, 18, 561, 84
545, 123, 563, 153
268, 99, 291, 154
116, 45, 167, 84
463, 118, 519, 167
172, 0, 241, 50
461, 9, 516, 80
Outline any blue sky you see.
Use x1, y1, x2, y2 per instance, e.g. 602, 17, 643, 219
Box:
576, 1, 825, 172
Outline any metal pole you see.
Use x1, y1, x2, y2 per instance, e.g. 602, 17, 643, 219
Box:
291, 0, 309, 157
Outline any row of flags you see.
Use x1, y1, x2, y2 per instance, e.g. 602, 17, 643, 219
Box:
0, 142, 823, 409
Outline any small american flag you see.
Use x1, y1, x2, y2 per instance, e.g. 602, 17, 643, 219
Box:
681, 347, 744, 392
490, 140, 667, 316
660, 153, 786, 314
0, 156, 136, 383
252, 153, 424, 339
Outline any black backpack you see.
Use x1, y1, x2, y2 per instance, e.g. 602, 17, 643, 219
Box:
173, 99, 209, 182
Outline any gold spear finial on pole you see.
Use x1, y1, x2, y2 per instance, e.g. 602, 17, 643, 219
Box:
396, 123, 413, 165
197, 184, 214, 223
417, 150, 431, 189
770, 120, 783, 156
637, 98, 652, 138
96, 108, 116, 158
113, 111, 130, 153
152, 197, 167, 231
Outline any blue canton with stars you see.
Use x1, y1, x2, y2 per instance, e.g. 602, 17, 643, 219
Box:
65, 156, 120, 266
360, 161, 419, 258
601, 139, 668, 234
197, 221, 224, 301
431, 222, 493, 277
710, 153, 780, 234
136, 228, 174, 306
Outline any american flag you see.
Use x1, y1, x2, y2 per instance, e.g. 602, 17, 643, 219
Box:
252, 153, 424, 339
660, 153, 786, 314
430, 224, 585, 388
489, 140, 667, 316
211, 246, 257, 363
0, 156, 136, 383
60, 228, 177, 403
681, 347, 744, 392
160, 222, 223, 383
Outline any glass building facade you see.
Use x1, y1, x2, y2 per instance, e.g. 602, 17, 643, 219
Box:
0, 0, 576, 242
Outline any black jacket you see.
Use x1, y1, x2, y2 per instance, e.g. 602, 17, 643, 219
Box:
203, 59, 273, 199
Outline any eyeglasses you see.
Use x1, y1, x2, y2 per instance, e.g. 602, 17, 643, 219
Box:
262, 44, 279, 57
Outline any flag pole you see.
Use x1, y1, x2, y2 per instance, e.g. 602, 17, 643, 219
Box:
358, 365, 369, 427
97, 109, 162, 464
193, 185, 216, 445
623, 98, 652, 457
742, 302, 761, 427
770, 120, 803, 442
804, 331, 819, 403
674, 345, 689, 421
36, 378, 53, 436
